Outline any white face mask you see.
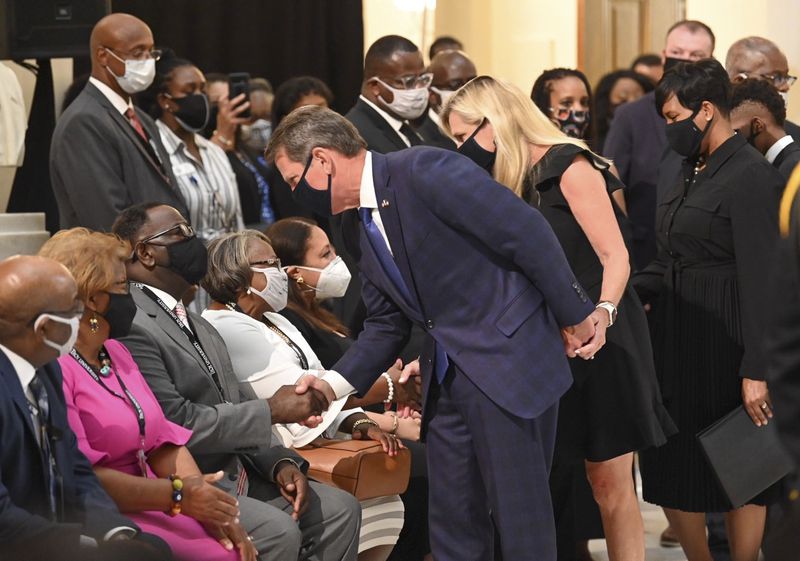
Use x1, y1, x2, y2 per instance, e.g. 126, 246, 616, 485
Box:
250, 266, 289, 312
295, 256, 352, 300
374, 78, 429, 120
780, 91, 790, 108
34, 313, 80, 357
431, 87, 456, 111
105, 48, 156, 94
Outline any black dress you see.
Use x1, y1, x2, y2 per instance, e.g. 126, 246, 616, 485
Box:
526, 143, 676, 464
633, 134, 782, 512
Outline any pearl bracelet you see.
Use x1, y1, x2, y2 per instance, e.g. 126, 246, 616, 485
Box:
381, 372, 395, 404
352, 418, 380, 433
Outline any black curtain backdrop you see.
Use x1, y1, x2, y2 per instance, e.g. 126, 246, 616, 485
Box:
111, 0, 364, 114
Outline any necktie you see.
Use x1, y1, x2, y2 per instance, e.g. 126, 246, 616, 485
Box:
358, 208, 449, 383
174, 302, 192, 332
399, 122, 424, 146
29, 374, 59, 518
125, 107, 148, 143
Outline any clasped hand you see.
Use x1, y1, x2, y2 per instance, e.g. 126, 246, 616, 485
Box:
561, 308, 607, 360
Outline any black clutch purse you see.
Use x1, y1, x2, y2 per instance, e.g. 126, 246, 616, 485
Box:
697, 406, 795, 507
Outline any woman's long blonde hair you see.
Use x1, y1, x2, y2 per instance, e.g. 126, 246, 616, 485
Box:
441, 75, 604, 197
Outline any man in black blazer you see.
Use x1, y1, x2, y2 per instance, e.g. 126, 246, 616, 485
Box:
50, 13, 187, 231
604, 19, 715, 271
0, 255, 168, 560
345, 35, 431, 153
731, 78, 800, 185
726, 36, 800, 141
412, 49, 478, 150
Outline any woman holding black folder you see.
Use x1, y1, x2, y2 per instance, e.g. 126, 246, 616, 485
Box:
633, 59, 783, 561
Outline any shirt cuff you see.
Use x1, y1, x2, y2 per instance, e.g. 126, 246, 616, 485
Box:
103, 526, 137, 541
321, 370, 356, 400
271, 458, 303, 481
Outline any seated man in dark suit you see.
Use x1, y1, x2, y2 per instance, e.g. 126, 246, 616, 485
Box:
0, 255, 170, 561
112, 204, 360, 561
345, 35, 432, 152
726, 36, 800, 141
413, 49, 478, 150
731, 78, 800, 185
50, 13, 188, 231
604, 19, 715, 271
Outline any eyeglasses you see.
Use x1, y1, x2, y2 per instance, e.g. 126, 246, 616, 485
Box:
434, 76, 477, 91
737, 72, 797, 88
375, 72, 434, 90
138, 223, 195, 246
550, 107, 589, 122
105, 46, 163, 61
251, 258, 282, 270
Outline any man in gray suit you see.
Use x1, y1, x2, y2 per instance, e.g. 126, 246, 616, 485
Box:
50, 13, 188, 231
112, 203, 360, 561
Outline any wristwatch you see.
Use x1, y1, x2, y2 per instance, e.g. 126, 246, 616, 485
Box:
595, 301, 618, 327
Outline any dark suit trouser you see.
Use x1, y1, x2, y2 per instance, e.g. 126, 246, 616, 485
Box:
426, 364, 559, 561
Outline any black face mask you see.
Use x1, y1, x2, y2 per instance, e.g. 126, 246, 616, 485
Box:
292, 156, 333, 216
554, 109, 590, 139
665, 108, 712, 159
102, 292, 137, 339
203, 103, 219, 138
165, 236, 209, 285
168, 92, 210, 133
458, 119, 496, 173
663, 57, 691, 75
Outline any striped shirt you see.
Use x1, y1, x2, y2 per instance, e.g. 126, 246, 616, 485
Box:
157, 120, 244, 241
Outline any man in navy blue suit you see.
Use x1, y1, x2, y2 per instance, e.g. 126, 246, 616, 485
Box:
266, 106, 600, 561
0, 255, 169, 560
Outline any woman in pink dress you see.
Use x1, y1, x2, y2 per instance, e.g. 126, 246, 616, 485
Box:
40, 228, 256, 561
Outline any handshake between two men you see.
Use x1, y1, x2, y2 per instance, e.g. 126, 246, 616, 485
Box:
274, 308, 607, 424
269, 359, 424, 426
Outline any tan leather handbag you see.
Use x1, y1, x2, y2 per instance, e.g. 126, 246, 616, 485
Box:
296, 438, 411, 500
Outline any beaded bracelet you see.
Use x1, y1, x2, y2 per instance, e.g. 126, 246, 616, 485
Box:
381, 372, 395, 405
168, 474, 183, 517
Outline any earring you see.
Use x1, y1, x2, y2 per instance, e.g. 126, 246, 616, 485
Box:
246, 288, 252, 295
296, 276, 304, 285
89, 315, 99, 333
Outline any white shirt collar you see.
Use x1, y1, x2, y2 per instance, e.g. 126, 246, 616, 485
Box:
141, 283, 179, 311
0, 342, 36, 396
360, 94, 404, 134
766, 135, 794, 164
359, 151, 377, 209
156, 119, 209, 157
89, 76, 133, 116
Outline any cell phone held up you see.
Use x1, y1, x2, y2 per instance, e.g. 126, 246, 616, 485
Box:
228, 72, 251, 119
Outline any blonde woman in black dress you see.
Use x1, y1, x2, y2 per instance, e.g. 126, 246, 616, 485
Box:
443, 75, 675, 561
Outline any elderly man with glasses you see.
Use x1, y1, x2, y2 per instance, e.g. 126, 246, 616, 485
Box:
726, 36, 800, 142
50, 13, 188, 232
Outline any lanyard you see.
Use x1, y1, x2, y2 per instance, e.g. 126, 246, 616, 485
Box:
135, 284, 228, 401
69, 348, 149, 477
226, 303, 309, 370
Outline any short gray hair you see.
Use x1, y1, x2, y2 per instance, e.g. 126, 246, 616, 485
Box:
265, 105, 366, 163
202, 230, 272, 304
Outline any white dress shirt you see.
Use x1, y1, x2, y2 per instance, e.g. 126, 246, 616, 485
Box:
766, 134, 794, 164
359, 95, 412, 147
89, 76, 132, 116
201, 309, 358, 446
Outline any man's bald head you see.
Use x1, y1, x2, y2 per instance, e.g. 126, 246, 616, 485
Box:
89, 13, 154, 92
0, 256, 77, 331
430, 50, 477, 88
726, 37, 790, 92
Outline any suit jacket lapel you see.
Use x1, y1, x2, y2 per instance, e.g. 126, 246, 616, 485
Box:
85, 84, 171, 184
0, 352, 44, 450
358, 100, 409, 151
